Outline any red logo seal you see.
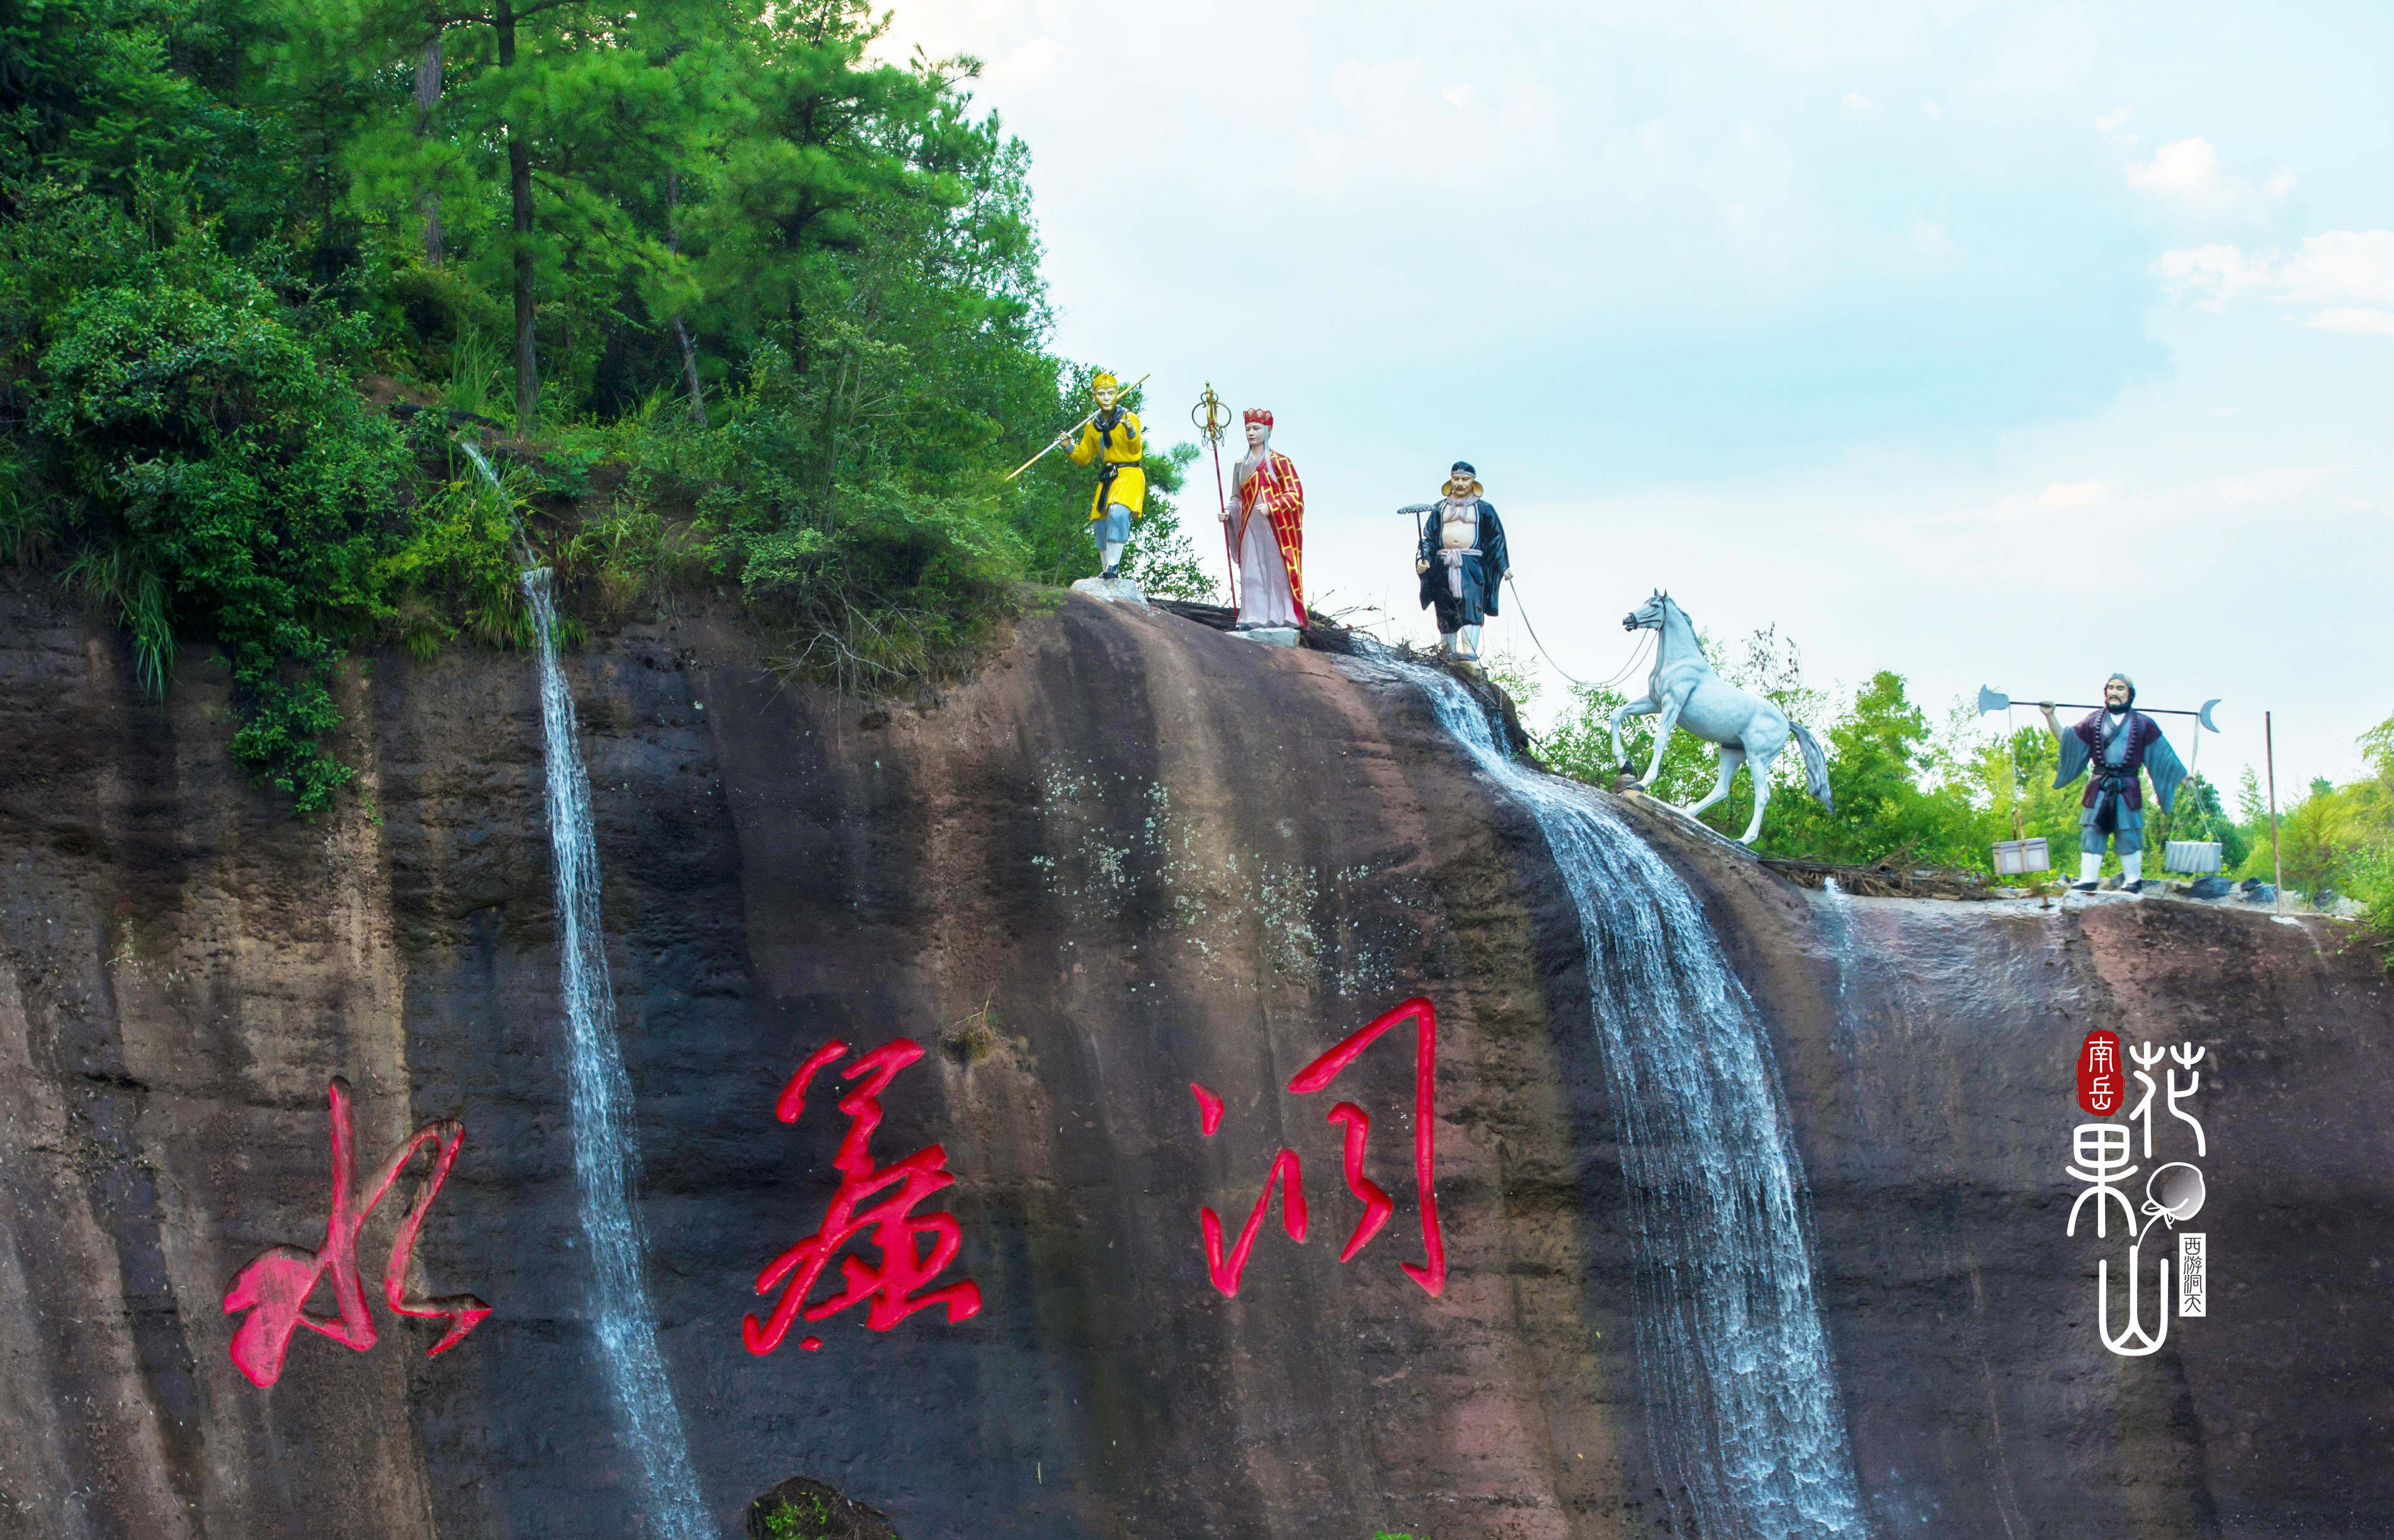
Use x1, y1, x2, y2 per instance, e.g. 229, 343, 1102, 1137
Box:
2077, 1029, 2124, 1116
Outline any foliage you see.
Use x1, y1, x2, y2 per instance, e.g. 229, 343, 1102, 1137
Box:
1533, 620, 2394, 916
2222, 715, 2394, 933
1531, 626, 1994, 866
1119, 441, 1218, 602
1, 0, 1125, 814
1536, 628, 2149, 876
756, 1490, 835, 1540
9, 208, 423, 808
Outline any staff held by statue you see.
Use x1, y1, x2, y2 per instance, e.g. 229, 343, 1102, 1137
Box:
1002, 372, 1152, 482
1191, 383, 1239, 608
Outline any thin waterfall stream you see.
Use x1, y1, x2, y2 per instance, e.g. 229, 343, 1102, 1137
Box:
1390, 661, 1865, 1538
519, 553, 712, 1531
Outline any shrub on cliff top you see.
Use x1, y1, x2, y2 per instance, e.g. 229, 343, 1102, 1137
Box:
21, 225, 417, 810
0, 0, 1198, 818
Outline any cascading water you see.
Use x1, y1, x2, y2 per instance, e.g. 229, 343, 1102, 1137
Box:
522, 567, 712, 1536
458, 437, 503, 490
1393, 662, 1865, 1537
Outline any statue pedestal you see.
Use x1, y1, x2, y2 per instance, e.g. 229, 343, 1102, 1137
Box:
1069, 576, 1147, 606
1232, 626, 1301, 648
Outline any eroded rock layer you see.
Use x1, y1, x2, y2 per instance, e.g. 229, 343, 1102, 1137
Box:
0, 585, 2386, 1539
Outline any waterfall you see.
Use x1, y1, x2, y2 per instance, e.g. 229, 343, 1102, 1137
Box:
521, 567, 712, 1537
458, 437, 502, 490
1396, 663, 1865, 1538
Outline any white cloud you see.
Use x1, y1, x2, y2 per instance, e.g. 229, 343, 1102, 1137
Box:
2126, 136, 2226, 204
2265, 167, 2298, 199
1920, 98, 1941, 117
2308, 309, 2394, 338
2156, 242, 2265, 309
1841, 91, 1876, 115
2095, 106, 2132, 133
2036, 478, 2116, 509
2160, 230, 2394, 339
987, 35, 1060, 83
1982, 6, 2099, 94
2279, 230, 2394, 305
1329, 57, 1430, 133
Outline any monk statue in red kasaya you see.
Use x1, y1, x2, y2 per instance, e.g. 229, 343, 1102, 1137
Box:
1223, 407, 1305, 635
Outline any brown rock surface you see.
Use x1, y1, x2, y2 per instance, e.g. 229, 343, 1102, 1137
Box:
0, 580, 2387, 1539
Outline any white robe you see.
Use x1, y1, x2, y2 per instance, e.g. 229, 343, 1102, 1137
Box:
1235, 504, 1299, 628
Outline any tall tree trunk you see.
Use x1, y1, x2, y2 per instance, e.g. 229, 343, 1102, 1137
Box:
414, 30, 444, 264
672, 319, 706, 428
667, 172, 706, 427
497, 2, 537, 429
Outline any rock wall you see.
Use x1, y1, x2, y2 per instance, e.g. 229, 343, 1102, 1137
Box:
0, 582, 2387, 1539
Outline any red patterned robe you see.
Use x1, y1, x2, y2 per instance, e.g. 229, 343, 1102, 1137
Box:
1233, 450, 1305, 626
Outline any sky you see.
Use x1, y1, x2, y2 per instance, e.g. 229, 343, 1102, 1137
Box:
880, 0, 2393, 795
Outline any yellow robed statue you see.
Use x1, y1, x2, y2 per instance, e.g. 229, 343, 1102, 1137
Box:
1060, 371, 1144, 579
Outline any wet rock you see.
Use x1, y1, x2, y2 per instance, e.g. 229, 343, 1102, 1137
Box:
3, 578, 2391, 1537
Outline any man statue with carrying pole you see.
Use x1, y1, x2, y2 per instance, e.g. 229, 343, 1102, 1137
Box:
2043, 673, 2187, 894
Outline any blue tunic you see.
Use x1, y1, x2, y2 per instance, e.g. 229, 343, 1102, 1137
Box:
2055, 710, 2186, 854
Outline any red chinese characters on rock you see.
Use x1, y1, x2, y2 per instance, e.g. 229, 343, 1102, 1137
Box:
222, 1077, 492, 1388
1190, 995, 1446, 1299
2079, 1029, 2125, 1116
743, 1038, 984, 1356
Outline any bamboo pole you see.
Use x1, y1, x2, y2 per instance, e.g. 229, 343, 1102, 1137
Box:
2266, 710, 2284, 915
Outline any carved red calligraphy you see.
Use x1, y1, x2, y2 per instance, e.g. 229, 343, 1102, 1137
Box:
2078, 1029, 2124, 1116
222, 1077, 491, 1388
1190, 995, 1446, 1298
743, 1038, 984, 1355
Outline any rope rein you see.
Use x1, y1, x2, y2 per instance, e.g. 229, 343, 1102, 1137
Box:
1504, 574, 1651, 693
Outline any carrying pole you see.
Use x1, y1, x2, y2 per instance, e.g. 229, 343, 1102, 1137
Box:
2266, 710, 2284, 914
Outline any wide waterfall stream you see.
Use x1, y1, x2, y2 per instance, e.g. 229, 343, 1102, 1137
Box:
523, 568, 712, 1536
1397, 662, 1865, 1537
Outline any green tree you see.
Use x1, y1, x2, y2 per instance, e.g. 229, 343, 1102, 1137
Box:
1756, 672, 1981, 866
0, 0, 1111, 812
25, 224, 417, 808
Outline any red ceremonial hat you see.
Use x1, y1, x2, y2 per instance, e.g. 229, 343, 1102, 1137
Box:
1244, 407, 1273, 426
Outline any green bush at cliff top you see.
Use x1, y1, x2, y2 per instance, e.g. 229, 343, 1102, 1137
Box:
1, 0, 1211, 815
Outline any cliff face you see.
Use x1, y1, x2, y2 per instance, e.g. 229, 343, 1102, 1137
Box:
0, 584, 2386, 1540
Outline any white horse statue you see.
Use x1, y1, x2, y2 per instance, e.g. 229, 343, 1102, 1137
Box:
1608, 591, 1832, 846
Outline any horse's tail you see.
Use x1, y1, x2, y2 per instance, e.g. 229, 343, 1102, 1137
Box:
1791, 722, 1834, 813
